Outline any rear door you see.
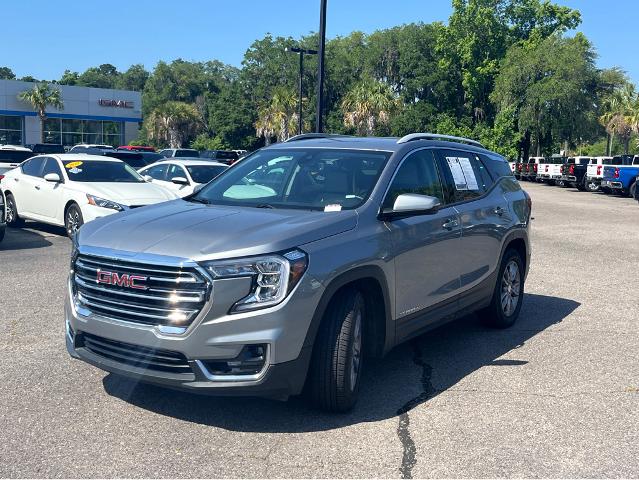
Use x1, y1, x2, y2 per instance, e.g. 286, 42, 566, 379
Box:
436, 148, 510, 293
384, 148, 462, 337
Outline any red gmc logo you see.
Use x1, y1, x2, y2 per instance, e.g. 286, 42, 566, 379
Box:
96, 270, 148, 290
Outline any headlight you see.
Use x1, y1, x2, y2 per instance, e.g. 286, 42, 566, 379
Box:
86, 194, 125, 211
201, 249, 308, 313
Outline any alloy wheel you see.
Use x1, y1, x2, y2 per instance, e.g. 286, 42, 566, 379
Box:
349, 309, 362, 392
500, 260, 521, 317
66, 208, 82, 235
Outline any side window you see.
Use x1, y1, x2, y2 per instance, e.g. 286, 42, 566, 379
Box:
145, 164, 168, 180
439, 149, 492, 202
21, 157, 45, 177
41, 158, 62, 178
159, 150, 171, 157
167, 164, 187, 181
482, 154, 513, 179
382, 149, 444, 210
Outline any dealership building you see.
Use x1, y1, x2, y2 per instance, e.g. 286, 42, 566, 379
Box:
0, 79, 141, 148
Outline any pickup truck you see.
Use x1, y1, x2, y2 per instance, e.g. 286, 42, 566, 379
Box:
521, 156, 543, 181
538, 156, 565, 185
601, 155, 639, 196
560, 156, 596, 191
584, 156, 628, 192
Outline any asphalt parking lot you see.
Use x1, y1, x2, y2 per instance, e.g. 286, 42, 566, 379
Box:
1, 181, 638, 478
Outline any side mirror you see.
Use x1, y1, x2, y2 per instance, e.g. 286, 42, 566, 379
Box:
142, 174, 153, 182
44, 173, 61, 183
171, 176, 189, 185
380, 193, 441, 220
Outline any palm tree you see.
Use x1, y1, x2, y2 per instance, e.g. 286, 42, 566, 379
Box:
18, 83, 64, 143
146, 101, 202, 148
255, 88, 299, 145
599, 84, 637, 155
341, 77, 400, 136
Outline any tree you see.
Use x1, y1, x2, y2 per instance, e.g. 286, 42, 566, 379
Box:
59, 70, 79, 85
76, 63, 120, 89
146, 101, 202, 148
18, 83, 64, 143
341, 77, 400, 136
492, 34, 598, 158
255, 87, 300, 144
0, 67, 16, 80
599, 83, 639, 155
117, 64, 149, 92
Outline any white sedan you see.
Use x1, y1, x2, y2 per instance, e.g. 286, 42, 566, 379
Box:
1, 154, 179, 236
138, 159, 228, 197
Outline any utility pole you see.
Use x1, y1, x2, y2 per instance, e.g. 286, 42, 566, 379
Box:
285, 47, 318, 135
316, 0, 327, 133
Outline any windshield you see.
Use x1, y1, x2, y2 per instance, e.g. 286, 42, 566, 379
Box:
190, 148, 391, 210
186, 164, 228, 184
63, 160, 144, 183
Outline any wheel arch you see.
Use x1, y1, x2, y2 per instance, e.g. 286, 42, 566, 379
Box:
303, 265, 393, 359
500, 229, 529, 279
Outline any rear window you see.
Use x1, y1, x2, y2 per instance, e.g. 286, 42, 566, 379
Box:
186, 164, 228, 184
175, 149, 199, 158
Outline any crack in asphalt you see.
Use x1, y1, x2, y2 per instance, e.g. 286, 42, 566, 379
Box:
396, 341, 436, 479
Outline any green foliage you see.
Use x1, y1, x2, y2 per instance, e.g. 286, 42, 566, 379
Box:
191, 134, 230, 151
341, 76, 400, 136
18, 83, 64, 143
0, 67, 15, 80
145, 101, 202, 148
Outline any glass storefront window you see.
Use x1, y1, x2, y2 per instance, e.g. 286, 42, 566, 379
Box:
0, 115, 23, 145
43, 119, 123, 147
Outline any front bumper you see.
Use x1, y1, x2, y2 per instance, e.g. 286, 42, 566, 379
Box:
65, 251, 319, 398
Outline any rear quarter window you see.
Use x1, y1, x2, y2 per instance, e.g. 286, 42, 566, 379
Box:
481, 154, 513, 179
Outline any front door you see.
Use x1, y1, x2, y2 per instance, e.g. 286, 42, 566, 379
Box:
383, 149, 462, 338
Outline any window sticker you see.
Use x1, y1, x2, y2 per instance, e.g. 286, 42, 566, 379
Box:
68, 168, 82, 174
324, 204, 342, 212
446, 157, 479, 191
65, 161, 83, 169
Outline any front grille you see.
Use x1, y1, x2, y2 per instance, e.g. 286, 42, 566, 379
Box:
72, 253, 210, 328
80, 332, 193, 375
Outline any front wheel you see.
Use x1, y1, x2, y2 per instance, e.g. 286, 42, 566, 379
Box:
307, 288, 365, 412
479, 249, 525, 328
65, 203, 84, 237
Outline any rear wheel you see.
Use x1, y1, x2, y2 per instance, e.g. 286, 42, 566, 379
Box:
5, 194, 24, 227
479, 248, 524, 329
630, 181, 637, 200
585, 179, 599, 193
64, 203, 84, 237
307, 288, 365, 412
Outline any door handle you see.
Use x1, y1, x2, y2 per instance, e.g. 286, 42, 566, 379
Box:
35, 185, 41, 190
442, 218, 459, 230
493, 206, 505, 216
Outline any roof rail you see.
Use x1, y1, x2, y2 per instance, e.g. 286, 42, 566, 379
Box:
397, 133, 484, 148
284, 133, 351, 143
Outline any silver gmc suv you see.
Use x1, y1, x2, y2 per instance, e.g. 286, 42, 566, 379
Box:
66, 133, 532, 412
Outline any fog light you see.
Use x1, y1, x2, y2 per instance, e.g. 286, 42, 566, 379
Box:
200, 344, 267, 376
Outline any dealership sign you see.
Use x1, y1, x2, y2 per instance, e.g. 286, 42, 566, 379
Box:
98, 99, 134, 109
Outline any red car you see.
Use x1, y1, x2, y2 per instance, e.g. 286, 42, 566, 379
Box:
117, 145, 156, 152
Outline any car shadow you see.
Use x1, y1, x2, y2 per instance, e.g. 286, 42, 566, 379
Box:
102, 293, 579, 432
0, 223, 65, 250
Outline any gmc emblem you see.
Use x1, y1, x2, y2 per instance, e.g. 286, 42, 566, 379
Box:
96, 270, 148, 290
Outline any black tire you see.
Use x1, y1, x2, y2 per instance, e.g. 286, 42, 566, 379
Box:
478, 248, 525, 329
0, 226, 4, 243
307, 288, 365, 412
576, 182, 586, 191
64, 203, 84, 237
627, 181, 636, 199
5, 194, 24, 227
585, 179, 599, 193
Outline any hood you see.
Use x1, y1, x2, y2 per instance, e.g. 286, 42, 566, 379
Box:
72, 182, 178, 206
78, 200, 358, 261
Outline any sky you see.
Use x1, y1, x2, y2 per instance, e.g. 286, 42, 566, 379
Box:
3, 0, 638, 85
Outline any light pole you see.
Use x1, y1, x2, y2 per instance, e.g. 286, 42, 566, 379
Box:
316, 0, 327, 133
285, 47, 318, 135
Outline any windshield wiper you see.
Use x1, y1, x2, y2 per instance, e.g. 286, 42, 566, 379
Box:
255, 203, 275, 209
